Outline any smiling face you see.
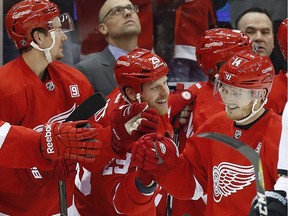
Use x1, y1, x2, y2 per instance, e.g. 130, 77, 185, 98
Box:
219, 84, 254, 120
140, 76, 170, 115
237, 12, 274, 57
215, 82, 265, 123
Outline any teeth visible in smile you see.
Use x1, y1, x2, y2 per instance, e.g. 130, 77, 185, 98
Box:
157, 100, 166, 103
228, 104, 237, 109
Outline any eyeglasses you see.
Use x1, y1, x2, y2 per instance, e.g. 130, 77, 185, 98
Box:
101, 4, 139, 23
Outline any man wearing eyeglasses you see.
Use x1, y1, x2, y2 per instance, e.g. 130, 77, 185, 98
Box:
74, 0, 142, 96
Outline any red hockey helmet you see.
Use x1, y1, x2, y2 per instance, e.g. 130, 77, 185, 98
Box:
277, 18, 288, 60
5, 0, 60, 49
196, 28, 252, 78
219, 51, 274, 93
115, 48, 169, 94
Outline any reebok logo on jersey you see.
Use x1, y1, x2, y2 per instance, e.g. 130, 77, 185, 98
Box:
31, 167, 42, 179
44, 124, 55, 154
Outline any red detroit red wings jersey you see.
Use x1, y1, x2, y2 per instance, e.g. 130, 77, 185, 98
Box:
0, 56, 93, 215
157, 110, 281, 216
75, 88, 173, 215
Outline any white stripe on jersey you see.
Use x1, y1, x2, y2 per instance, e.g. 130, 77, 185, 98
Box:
0, 122, 11, 149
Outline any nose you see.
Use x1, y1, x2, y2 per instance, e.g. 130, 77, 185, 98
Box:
123, 8, 132, 18
252, 31, 263, 42
161, 85, 169, 97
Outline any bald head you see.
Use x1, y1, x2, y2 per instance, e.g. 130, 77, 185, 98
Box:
98, 0, 133, 23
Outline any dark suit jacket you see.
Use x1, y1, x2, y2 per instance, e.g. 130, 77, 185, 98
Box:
74, 47, 117, 96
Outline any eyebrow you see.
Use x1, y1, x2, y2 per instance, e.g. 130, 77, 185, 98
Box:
245, 26, 271, 31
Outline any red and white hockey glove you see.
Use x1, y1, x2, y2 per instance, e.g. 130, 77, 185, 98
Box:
132, 133, 180, 177
169, 83, 195, 118
169, 83, 195, 126
111, 102, 159, 155
40, 120, 102, 162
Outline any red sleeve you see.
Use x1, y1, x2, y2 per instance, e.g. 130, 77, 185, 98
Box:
155, 152, 198, 200
0, 121, 53, 169
266, 71, 287, 114
112, 172, 158, 214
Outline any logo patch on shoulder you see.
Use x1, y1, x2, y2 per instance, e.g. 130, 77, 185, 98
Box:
69, 85, 80, 98
181, 91, 192, 100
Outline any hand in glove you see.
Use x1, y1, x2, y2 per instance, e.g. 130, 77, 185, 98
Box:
40, 120, 102, 162
132, 133, 180, 177
169, 83, 195, 126
111, 102, 159, 155
249, 190, 287, 216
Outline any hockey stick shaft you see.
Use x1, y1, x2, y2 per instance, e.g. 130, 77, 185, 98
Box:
166, 83, 185, 216
59, 92, 106, 216
166, 120, 181, 216
198, 132, 268, 216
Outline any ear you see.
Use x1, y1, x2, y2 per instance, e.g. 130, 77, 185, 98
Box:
125, 87, 137, 102
256, 89, 267, 102
98, 23, 108, 36
31, 30, 45, 46
262, 88, 269, 99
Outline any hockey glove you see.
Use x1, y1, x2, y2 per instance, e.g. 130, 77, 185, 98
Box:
135, 169, 158, 195
137, 169, 155, 187
169, 83, 195, 126
41, 120, 102, 162
132, 133, 180, 177
111, 102, 159, 155
43, 159, 77, 181
249, 190, 287, 216
169, 83, 195, 119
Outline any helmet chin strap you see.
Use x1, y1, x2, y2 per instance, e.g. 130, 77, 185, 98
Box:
30, 31, 56, 64
136, 93, 142, 103
122, 92, 142, 104
234, 98, 268, 124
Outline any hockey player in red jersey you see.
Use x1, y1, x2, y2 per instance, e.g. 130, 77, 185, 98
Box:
74, 48, 172, 215
187, 28, 253, 135
158, 28, 253, 216
0, 0, 111, 215
249, 18, 288, 216
133, 50, 282, 215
